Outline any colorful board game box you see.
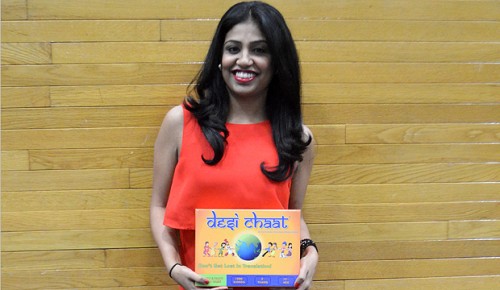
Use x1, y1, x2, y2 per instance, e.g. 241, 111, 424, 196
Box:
195, 209, 301, 287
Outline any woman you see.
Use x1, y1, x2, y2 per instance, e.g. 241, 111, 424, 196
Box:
150, 2, 318, 289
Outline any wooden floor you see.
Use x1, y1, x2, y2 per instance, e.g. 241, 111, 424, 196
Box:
2, 0, 499, 289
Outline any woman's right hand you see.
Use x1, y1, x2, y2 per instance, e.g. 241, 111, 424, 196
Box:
170, 264, 228, 290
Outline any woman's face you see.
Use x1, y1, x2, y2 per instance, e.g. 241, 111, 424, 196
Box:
221, 20, 273, 100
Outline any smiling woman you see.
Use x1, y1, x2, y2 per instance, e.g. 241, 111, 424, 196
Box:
2, 0, 499, 289
150, 1, 317, 290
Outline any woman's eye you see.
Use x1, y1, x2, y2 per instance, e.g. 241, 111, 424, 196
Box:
253, 47, 267, 54
225, 46, 240, 54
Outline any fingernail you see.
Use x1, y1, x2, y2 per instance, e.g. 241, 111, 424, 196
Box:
295, 282, 301, 288
204, 279, 210, 285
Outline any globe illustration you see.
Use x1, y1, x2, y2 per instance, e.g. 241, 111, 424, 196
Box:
235, 234, 262, 261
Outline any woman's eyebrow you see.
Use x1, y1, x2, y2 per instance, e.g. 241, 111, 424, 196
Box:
251, 40, 268, 45
224, 40, 268, 45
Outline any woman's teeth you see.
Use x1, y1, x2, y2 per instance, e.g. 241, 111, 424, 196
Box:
235, 71, 256, 79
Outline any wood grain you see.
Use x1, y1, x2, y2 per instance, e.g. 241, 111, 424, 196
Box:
1, 0, 26, 20
160, 19, 500, 41
309, 125, 346, 145
320, 240, 500, 261
1, 86, 50, 108
2, 127, 159, 150
296, 41, 500, 63
290, 20, 500, 42
316, 144, 500, 164
346, 123, 500, 144
1, 43, 52, 65
2, 20, 160, 43
303, 104, 500, 124
310, 163, 500, 185
308, 222, 448, 242
2, 209, 150, 231
305, 183, 500, 204
1, 250, 106, 270
1, 267, 172, 289
2, 106, 168, 129
1, 169, 130, 191
302, 202, 499, 223
345, 275, 500, 290
449, 220, 500, 239
25, 0, 500, 20
2, 189, 151, 212
29, 148, 154, 170
2, 229, 156, 251
1, 150, 29, 171
316, 258, 500, 280
302, 83, 500, 104
52, 41, 209, 64
1, 63, 199, 86
2, 0, 499, 289
50, 85, 185, 107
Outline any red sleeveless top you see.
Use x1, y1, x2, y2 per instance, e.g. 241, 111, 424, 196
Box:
164, 106, 292, 229
163, 107, 293, 289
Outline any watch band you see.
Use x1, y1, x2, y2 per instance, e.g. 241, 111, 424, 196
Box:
300, 238, 318, 257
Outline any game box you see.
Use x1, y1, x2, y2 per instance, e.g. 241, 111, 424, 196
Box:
195, 209, 301, 287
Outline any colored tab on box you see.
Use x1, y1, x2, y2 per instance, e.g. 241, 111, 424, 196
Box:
225, 275, 298, 287
197, 274, 226, 287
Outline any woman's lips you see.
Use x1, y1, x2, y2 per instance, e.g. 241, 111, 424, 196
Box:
233, 70, 257, 83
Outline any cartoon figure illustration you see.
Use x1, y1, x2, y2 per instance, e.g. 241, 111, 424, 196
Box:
218, 242, 226, 257
262, 242, 273, 257
226, 241, 235, 256
223, 239, 235, 256
269, 242, 277, 257
210, 242, 217, 257
203, 241, 210, 257
280, 241, 287, 258
286, 242, 293, 257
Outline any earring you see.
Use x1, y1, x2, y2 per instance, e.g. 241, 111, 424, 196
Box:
218, 64, 222, 70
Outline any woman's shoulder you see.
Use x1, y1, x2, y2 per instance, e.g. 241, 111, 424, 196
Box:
301, 124, 313, 136
301, 124, 315, 144
166, 104, 184, 122
300, 124, 316, 161
156, 105, 184, 144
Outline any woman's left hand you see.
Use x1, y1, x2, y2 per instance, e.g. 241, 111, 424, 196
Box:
293, 246, 319, 290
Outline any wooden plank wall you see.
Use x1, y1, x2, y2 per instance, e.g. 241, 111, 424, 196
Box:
2, 0, 499, 289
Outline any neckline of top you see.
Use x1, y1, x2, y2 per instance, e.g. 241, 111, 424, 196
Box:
226, 120, 270, 126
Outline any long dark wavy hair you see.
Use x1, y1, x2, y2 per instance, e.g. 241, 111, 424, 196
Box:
184, 1, 311, 182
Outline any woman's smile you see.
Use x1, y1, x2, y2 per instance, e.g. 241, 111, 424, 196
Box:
233, 70, 258, 83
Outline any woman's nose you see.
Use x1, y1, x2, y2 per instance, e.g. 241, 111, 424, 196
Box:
236, 50, 253, 66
